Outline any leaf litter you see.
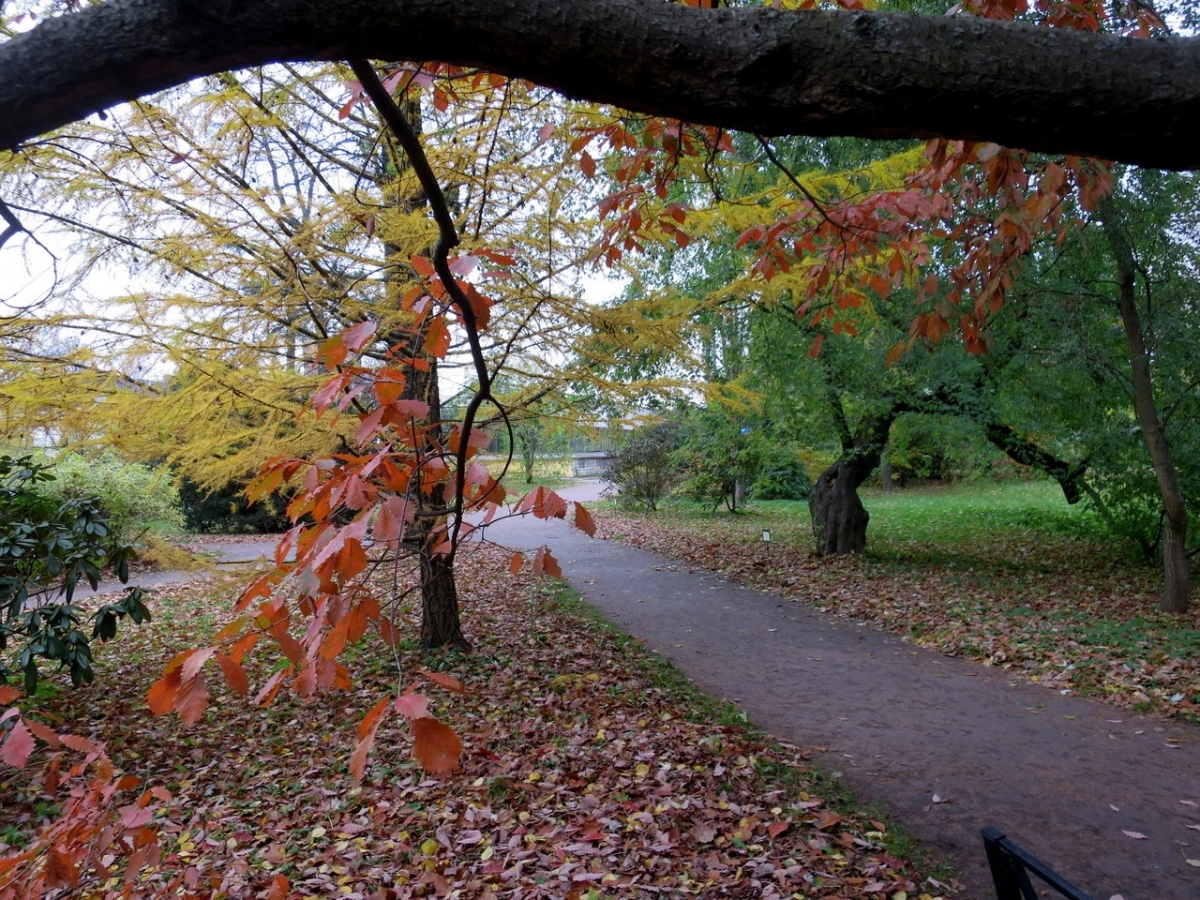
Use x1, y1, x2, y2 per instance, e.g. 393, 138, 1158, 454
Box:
1, 545, 954, 899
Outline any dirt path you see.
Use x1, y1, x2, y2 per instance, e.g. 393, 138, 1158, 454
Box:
486, 483, 1200, 900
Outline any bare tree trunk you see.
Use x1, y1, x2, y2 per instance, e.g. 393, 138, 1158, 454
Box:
880, 449, 894, 494
1101, 202, 1189, 613
417, 530, 472, 651
810, 460, 872, 554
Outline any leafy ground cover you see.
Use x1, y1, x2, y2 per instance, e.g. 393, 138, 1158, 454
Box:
1, 545, 957, 899
598, 481, 1200, 723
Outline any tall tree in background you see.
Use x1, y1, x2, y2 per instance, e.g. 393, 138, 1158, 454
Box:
0, 61, 601, 646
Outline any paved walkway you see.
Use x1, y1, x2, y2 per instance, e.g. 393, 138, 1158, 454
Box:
69, 540, 278, 600
486, 483, 1200, 900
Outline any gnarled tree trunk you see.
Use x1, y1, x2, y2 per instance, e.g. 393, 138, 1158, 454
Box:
810, 459, 872, 555
810, 412, 894, 555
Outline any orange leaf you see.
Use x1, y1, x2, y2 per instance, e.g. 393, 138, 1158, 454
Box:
418, 669, 465, 694
215, 653, 250, 696
357, 695, 392, 741
146, 667, 182, 716
346, 599, 375, 643
411, 717, 463, 775
320, 616, 352, 661
580, 150, 596, 178
59, 733, 98, 754
394, 692, 430, 719
376, 378, 405, 405
176, 672, 210, 726
767, 821, 789, 839
424, 316, 451, 358
509, 551, 523, 575
267, 874, 290, 900
814, 810, 843, 831
350, 697, 391, 783
255, 667, 289, 707
318, 334, 347, 370
808, 333, 824, 359
0, 685, 20, 705
572, 502, 596, 536
378, 616, 401, 648
213, 616, 248, 643
336, 538, 368, 582
181, 647, 216, 684
25, 718, 61, 749
43, 847, 79, 890
294, 664, 318, 698
0, 717, 36, 767
533, 546, 562, 578
228, 631, 258, 664
272, 630, 305, 667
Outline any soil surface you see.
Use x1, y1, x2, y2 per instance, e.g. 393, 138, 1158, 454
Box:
484, 483, 1200, 900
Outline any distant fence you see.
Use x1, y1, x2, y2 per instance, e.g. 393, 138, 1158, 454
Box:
982, 828, 1094, 900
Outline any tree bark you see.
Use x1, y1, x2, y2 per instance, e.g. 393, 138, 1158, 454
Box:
1100, 201, 1190, 613
417, 529, 471, 651
810, 412, 894, 555
880, 450, 894, 494
3, 2, 1200, 168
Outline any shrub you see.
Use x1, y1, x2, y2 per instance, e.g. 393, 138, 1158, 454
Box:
178, 475, 292, 534
750, 444, 811, 501
32, 452, 182, 548
0, 455, 150, 692
604, 423, 681, 511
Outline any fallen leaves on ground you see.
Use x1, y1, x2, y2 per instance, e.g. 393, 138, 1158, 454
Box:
596, 505, 1200, 723
1, 547, 953, 899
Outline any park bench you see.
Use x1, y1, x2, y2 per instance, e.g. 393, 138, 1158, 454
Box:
982, 827, 1094, 900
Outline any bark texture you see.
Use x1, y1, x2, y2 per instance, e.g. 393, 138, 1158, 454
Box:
2, 1, 1200, 167
810, 413, 894, 555
417, 537, 471, 651
372, 88, 469, 649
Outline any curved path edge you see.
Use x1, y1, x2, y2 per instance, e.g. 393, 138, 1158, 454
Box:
485, 484, 1200, 900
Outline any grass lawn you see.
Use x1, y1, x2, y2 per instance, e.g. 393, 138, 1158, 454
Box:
598, 479, 1200, 723
1, 546, 957, 899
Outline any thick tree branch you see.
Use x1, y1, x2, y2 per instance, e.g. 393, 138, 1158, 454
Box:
982, 422, 1086, 504
0, 197, 23, 249
2, 1, 1200, 167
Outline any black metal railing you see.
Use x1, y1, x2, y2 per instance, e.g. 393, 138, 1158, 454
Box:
981, 827, 1094, 900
